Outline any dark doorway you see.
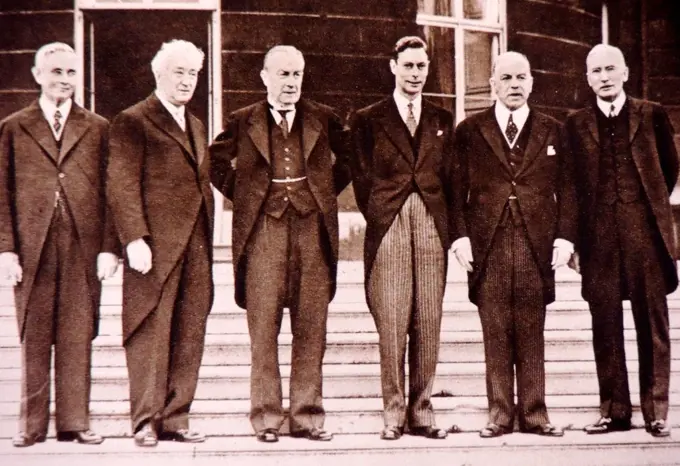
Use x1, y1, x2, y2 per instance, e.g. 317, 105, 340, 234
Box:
83, 10, 211, 123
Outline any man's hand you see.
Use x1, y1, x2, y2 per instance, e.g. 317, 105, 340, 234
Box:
0, 252, 22, 286
452, 237, 474, 272
126, 238, 152, 274
552, 238, 575, 270
97, 252, 120, 280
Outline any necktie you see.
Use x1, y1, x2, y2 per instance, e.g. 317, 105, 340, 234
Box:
176, 112, 186, 132
505, 113, 518, 143
277, 110, 291, 138
53, 110, 62, 135
406, 102, 417, 137
608, 103, 616, 118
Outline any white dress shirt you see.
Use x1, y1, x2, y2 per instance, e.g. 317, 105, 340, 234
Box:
494, 101, 530, 148
596, 91, 627, 117
267, 98, 296, 130
39, 95, 72, 141
155, 90, 186, 131
393, 90, 422, 127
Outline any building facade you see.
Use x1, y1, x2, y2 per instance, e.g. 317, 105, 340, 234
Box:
1, 0, 678, 248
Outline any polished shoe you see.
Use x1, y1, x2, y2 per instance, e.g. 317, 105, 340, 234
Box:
524, 423, 564, 437
290, 428, 333, 441
57, 430, 104, 444
255, 428, 279, 443
447, 424, 463, 434
584, 417, 631, 434
479, 423, 511, 438
134, 423, 158, 447
409, 425, 448, 439
379, 426, 403, 440
646, 420, 671, 438
12, 432, 46, 448
158, 429, 206, 443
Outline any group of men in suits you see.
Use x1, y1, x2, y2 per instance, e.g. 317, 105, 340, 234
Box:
0, 34, 676, 448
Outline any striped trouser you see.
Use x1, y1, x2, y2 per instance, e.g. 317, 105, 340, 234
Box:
367, 193, 445, 428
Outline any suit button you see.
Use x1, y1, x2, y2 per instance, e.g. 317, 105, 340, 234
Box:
286, 186, 291, 191
284, 148, 290, 153
511, 181, 516, 186
284, 197, 289, 201
285, 167, 290, 171
285, 157, 290, 162
58, 172, 65, 179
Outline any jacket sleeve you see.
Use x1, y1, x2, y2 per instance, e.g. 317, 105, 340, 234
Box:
328, 109, 353, 196
0, 119, 16, 254
450, 119, 471, 241
209, 114, 239, 201
106, 111, 151, 246
348, 111, 373, 217
556, 122, 578, 244
98, 122, 121, 255
652, 103, 679, 194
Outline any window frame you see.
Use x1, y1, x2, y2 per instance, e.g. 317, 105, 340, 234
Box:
76, 0, 219, 10
416, 0, 507, 124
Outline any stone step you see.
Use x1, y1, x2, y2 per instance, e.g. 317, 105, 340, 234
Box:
1, 395, 680, 438
1, 432, 679, 466
1, 330, 679, 368
1, 361, 679, 402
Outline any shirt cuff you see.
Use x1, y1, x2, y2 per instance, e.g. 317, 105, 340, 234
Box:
553, 238, 574, 254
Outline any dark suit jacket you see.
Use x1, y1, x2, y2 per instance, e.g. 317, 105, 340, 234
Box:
107, 94, 214, 343
565, 97, 679, 298
0, 101, 117, 339
210, 99, 352, 309
350, 97, 455, 284
451, 107, 578, 305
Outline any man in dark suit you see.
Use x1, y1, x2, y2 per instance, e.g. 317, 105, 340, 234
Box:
566, 44, 678, 438
451, 51, 577, 438
107, 40, 214, 446
0, 42, 119, 447
349, 36, 456, 440
210, 45, 351, 443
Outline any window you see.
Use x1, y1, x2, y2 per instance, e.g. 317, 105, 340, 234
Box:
417, 0, 505, 123
76, 0, 219, 9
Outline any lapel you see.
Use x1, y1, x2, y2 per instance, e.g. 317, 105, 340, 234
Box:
478, 107, 512, 173
378, 98, 415, 164
516, 111, 550, 175
18, 101, 59, 163
298, 100, 322, 161
187, 112, 206, 165
144, 94, 196, 165
414, 100, 439, 171
627, 97, 643, 144
247, 101, 271, 165
58, 104, 90, 164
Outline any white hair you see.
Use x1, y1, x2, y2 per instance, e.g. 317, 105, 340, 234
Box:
586, 44, 627, 70
262, 45, 304, 70
34, 42, 76, 69
151, 39, 205, 76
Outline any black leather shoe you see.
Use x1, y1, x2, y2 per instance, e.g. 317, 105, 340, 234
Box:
256, 428, 279, 443
290, 428, 333, 441
645, 420, 671, 438
479, 423, 511, 438
524, 423, 564, 437
134, 423, 158, 447
158, 429, 206, 443
584, 417, 631, 434
409, 426, 448, 439
12, 432, 46, 448
57, 430, 104, 444
379, 426, 403, 440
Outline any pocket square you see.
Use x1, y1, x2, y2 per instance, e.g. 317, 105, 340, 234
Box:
437, 130, 444, 136
547, 145, 556, 156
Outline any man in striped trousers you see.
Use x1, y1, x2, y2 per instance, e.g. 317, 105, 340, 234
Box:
349, 36, 457, 440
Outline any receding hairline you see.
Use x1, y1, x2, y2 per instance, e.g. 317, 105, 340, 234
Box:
33, 42, 76, 69
262, 46, 305, 70
586, 44, 627, 70
491, 51, 532, 76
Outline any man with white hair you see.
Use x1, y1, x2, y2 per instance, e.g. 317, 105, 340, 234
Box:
0, 42, 119, 447
566, 44, 678, 437
107, 39, 214, 446
210, 45, 352, 443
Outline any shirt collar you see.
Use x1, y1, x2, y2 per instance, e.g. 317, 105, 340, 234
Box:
267, 98, 296, 127
596, 91, 627, 117
39, 95, 72, 123
155, 90, 185, 120
494, 101, 530, 146
392, 90, 422, 123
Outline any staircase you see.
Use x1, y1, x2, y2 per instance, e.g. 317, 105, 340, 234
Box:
1, 259, 680, 465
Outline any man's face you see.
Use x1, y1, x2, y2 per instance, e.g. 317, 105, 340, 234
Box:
155, 53, 201, 106
260, 51, 304, 108
32, 50, 78, 105
586, 49, 628, 102
390, 47, 429, 98
490, 54, 533, 111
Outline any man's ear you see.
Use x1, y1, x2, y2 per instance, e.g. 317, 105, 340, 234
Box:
389, 59, 397, 76
31, 67, 42, 86
260, 69, 268, 87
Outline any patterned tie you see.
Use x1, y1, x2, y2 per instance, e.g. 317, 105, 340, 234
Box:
277, 110, 291, 138
406, 102, 418, 137
505, 113, 518, 143
608, 103, 616, 118
53, 110, 62, 135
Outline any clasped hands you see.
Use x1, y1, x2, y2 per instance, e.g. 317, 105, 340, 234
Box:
452, 237, 574, 271
1, 251, 119, 286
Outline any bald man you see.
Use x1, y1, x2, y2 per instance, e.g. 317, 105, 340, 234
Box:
566, 44, 678, 437
210, 45, 352, 443
451, 51, 577, 438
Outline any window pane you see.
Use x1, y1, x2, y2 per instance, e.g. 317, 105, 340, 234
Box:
417, 0, 453, 16
463, 0, 500, 22
421, 25, 456, 116
464, 30, 495, 114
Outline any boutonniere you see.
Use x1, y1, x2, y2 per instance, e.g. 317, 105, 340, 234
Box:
547, 145, 556, 156
436, 130, 444, 137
